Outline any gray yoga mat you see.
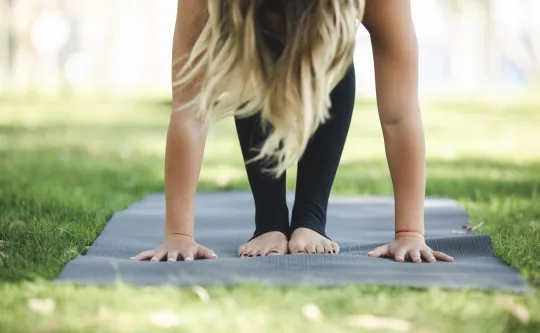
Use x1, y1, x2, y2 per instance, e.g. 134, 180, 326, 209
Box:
56, 191, 529, 292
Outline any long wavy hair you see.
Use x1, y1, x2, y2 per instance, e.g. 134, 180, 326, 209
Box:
173, 0, 365, 177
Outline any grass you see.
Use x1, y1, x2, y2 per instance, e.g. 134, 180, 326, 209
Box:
0, 95, 539, 332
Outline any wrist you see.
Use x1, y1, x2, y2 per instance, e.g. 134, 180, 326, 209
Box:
165, 215, 194, 238
165, 221, 194, 238
166, 232, 194, 239
395, 230, 425, 240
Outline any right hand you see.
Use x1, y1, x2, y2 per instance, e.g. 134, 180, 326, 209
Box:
130, 234, 218, 262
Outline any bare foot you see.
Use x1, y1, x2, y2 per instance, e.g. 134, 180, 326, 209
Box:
289, 228, 339, 254
238, 232, 289, 257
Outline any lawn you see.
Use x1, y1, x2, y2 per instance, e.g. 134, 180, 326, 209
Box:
0, 95, 539, 333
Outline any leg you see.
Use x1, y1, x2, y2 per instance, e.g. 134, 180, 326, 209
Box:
235, 113, 290, 257
235, 35, 289, 257
289, 63, 356, 254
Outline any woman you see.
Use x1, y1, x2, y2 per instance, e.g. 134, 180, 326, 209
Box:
132, 0, 454, 263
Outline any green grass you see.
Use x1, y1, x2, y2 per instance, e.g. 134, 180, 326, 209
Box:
0, 95, 539, 332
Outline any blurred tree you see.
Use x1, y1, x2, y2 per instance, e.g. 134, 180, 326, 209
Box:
450, 0, 539, 86
447, 0, 496, 90
0, 0, 15, 89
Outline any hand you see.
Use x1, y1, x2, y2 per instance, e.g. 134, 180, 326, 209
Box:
130, 234, 218, 262
367, 234, 454, 263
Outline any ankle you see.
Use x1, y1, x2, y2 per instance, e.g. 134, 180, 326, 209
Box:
251, 229, 289, 241
289, 225, 328, 240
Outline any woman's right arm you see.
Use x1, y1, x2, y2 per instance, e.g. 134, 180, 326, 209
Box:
165, 0, 208, 241
132, 0, 217, 262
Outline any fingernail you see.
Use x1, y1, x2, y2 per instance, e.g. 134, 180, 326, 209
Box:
185, 257, 193, 261
368, 251, 375, 256
129, 257, 135, 260
168, 258, 175, 262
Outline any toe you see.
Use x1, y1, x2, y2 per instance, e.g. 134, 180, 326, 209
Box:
331, 242, 340, 254
248, 249, 260, 257
267, 248, 285, 256
259, 248, 270, 257
268, 246, 286, 256
239, 246, 252, 258
324, 244, 334, 254
290, 245, 307, 254
306, 245, 317, 254
288, 242, 299, 254
238, 245, 248, 257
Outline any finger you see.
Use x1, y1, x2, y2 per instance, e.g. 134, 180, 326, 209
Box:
131, 250, 155, 261
180, 251, 195, 261
394, 248, 407, 262
167, 251, 179, 262
151, 249, 167, 262
198, 246, 218, 260
331, 242, 340, 254
368, 245, 389, 258
420, 250, 436, 263
315, 245, 325, 254
408, 249, 422, 263
433, 251, 454, 262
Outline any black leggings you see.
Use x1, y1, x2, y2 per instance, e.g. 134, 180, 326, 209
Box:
234, 40, 356, 240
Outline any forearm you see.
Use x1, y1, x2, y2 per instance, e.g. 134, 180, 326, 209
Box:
164, 116, 207, 237
382, 115, 426, 234
165, 0, 208, 237
363, 0, 423, 235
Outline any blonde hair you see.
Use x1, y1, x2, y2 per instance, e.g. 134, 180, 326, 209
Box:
174, 0, 365, 177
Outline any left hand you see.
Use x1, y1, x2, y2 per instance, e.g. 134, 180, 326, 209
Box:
368, 234, 454, 263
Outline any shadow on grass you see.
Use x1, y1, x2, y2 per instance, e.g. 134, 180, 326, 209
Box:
0, 148, 164, 282
502, 319, 540, 333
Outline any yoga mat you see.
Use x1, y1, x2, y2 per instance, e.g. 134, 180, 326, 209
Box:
56, 192, 529, 292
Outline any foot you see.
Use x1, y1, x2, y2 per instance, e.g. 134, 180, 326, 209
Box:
288, 228, 339, 254
238, 232, 289, 257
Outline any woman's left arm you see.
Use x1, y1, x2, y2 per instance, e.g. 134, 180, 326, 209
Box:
361, 0, 453, 263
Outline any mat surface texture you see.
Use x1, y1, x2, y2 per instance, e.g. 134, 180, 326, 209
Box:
56, 192, 529, 291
